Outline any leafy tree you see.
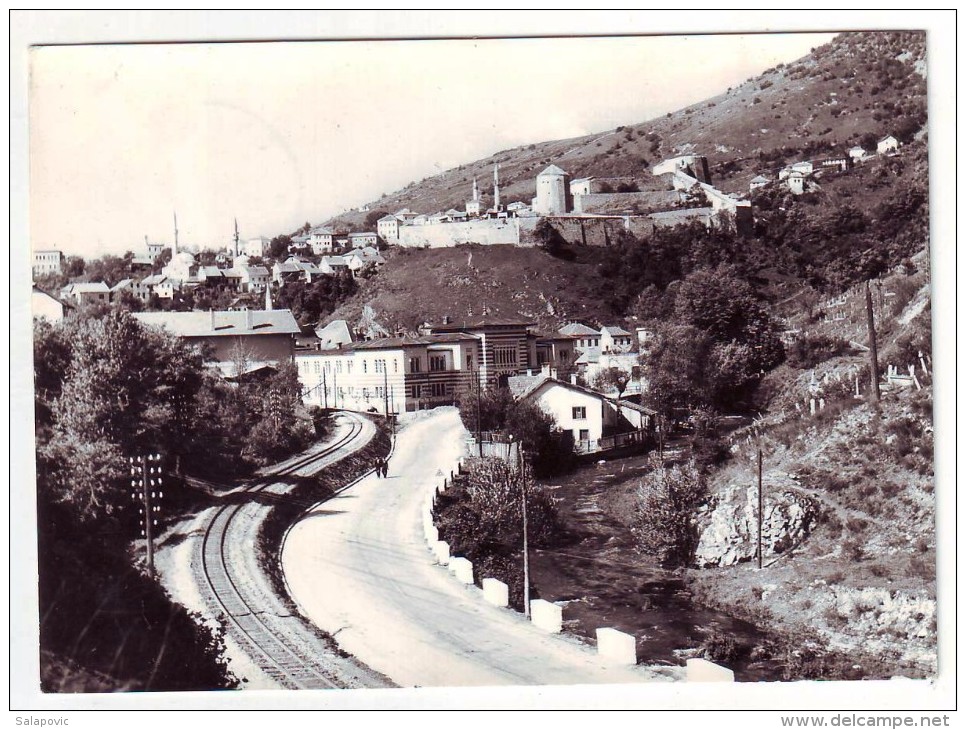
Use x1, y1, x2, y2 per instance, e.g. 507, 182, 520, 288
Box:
632, 458, 709, 568
589, 366, 631, 398
643, 323, 715, 417
364, 210, 389, 229
275, 273, 358, 325
269, 235, 292, 259
64, 256, 85, 277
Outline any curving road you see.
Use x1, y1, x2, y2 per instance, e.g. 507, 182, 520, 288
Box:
282, 407, 680, 687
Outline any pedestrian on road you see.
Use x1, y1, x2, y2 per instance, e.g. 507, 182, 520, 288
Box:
374, 458, 384, 478
381, 459, 389, 478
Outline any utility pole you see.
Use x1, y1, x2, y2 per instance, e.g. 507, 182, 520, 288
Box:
757, 447, 764, 570
865, 281, 881, 405
129, 454, 163, 578
518, 443, 531, 620
476, 368, 483, 457
383, 366, 389, 417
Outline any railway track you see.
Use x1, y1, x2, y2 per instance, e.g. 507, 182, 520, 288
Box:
199, 412, 370, 690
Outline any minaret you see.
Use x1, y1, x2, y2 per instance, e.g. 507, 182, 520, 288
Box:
172, 211, 179, 255
233, 218, 240, 258
472, 177, 479, 202
493, 164, 501, 209
264, 283, 273, 311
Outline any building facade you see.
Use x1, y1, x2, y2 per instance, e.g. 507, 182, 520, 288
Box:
296, 333, 479, 414
33, 250, 63, 277
532, 165, 572, 215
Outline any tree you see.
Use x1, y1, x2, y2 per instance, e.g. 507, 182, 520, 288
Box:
643, 323, 715, 417
533, 219, 573, 260
632, 458, 709, 568
269, 235, 292, 259
590, 366, 631, 398
365, 210, 389, 229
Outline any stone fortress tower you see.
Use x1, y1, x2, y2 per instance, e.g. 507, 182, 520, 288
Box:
532, 164, 573, 215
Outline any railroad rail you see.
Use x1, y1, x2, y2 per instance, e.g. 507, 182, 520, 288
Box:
199, 412, 369, 689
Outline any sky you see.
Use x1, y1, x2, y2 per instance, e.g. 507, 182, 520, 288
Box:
30, 32, 837, 258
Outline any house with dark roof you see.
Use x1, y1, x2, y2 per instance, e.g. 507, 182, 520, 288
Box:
558, 322, 601, 351
133, 309, 301, 376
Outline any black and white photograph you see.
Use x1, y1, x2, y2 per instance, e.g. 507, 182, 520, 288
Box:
11, 10, 956, 717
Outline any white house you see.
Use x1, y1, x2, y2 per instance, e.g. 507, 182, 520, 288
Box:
848, 146, 867, 161
516, 376, 622, 447
787, 170, 806, 195
877, 135, 900, 155
749, 174, 770, 192
32, 286, 71, 321
377, 215, 401, 242
319, 256, 350, 275
558, 322, 601, 351
348, 232, 379, 249
32, 250, 63, 277
61, 282, 111, 307
237, 265, 270, 293
308, 227, 334, 255
600, 325, 634, 353
244, 236, 272, 258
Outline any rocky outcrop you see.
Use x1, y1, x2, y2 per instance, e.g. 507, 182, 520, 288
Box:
693, 485, 818, 567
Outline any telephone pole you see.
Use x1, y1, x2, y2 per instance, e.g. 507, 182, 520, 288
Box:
383, 367, 389, 416
518, 443, 531, 619
865, 281, 881, 405
129, 454, 164, 578
757, 447, 764, 570
476, 369, 483, 457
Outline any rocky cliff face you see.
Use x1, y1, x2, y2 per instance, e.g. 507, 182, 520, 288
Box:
694, 485, 818, 567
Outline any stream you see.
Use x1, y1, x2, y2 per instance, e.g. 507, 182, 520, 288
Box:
529, 451, 787, 681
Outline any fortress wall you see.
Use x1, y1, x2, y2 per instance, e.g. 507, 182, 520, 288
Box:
574, 191, 682, 215
396, 219, 523, 248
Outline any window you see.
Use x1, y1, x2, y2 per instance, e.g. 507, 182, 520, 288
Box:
363, 360, 367, 374
579, 429, 590, 441
493, 347, 517, 367
429, 354, 446, 372
375, 359, 383, 373
313, 362, 320, 374
412, 384, 421, 398
337, 361, 343, 374
572, 406, 587, 420
409, 357, 421, 373
393, 360, 398, 373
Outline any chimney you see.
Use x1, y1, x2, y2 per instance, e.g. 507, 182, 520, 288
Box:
571, 373, 578, 385
442, 315, 451, 325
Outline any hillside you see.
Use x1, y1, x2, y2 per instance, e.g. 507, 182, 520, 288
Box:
326, 244, 623, 334
321, 31, 926, 230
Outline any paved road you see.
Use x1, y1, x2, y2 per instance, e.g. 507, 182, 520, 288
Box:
282, 407, 679, 687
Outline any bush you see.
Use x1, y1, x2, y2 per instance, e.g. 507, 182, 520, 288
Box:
786, 334, 851, 369
632, 459, 709, 567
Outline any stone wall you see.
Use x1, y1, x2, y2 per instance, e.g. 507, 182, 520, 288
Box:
397, 219, 523, 248
574, 190, 682, 215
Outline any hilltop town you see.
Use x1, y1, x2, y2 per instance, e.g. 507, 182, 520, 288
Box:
29, 29, 936, 693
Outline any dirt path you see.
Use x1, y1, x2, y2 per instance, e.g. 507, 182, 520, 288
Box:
282, 407, 682, 687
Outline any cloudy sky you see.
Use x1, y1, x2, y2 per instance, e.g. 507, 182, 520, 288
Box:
30, 32, 835, 257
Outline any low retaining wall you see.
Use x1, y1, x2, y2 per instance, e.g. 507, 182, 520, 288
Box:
422, 456, 732, 682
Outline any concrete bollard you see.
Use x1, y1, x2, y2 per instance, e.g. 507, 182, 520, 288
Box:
530, 599, 562, 633
686, 658, 735, 682
596, 628, 638, 665
482, 578, 509, 607
449, 557, 474, 584
433, 541, 450, 566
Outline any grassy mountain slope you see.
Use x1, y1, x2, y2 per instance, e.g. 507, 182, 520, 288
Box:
328, 244, 621, 334
322, 31, 926, 230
